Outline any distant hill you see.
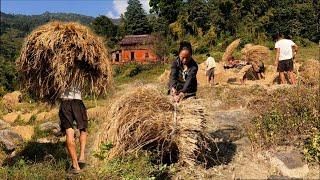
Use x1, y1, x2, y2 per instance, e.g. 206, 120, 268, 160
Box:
0, 11, 95, 35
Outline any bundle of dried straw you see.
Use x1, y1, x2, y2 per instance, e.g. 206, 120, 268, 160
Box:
241, 44, 270, 63
104, 86, 215, 166
222, 39, 241, 62
17, 21, 113, 103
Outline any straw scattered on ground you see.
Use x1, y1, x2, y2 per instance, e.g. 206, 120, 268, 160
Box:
16, 21, 113, 103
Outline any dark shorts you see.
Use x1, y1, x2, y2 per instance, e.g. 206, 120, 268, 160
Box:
59, 99, 88, 132
277, 59, 293, 72
207, 68, 215, 78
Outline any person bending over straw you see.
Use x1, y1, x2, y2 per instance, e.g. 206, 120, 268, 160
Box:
168, 41, 198, 102
59, 85, 88, 174
275, 33, 298, 84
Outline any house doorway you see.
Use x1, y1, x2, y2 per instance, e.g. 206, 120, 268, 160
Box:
131, 52, 135, 61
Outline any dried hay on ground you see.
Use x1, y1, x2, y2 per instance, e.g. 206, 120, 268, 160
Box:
104, 86, 215, 166
222, 39, 241, 62
241, 44, 270, 63
2, 91, 22, 111
298, 60, 320, 86
2, 112, 20, 124
158, 69, 170, 83
87, 106, 107, 120
11, 125, 34, 141
17, 21, 113, 103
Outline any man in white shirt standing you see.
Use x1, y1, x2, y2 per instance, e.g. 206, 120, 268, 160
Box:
275, 34, 298, 84
59, 85, 88, 174
205, 53, 216, 85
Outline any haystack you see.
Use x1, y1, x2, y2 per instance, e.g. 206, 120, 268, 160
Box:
2, 91, 22, 111
17, 21, 113, 103
104, 86, 215, 166
241, 44, 270, 63
299, 60, 320, 86
222, 39, 241, 62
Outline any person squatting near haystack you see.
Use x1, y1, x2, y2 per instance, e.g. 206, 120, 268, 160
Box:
168, 41, 198, 102
223, 56, 265, 84
205, 53, 216, 85
275, 33, 298, 85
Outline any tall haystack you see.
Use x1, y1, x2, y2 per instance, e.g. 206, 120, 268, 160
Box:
222, 39, 241, 62
104, 86, 215, 166
241, 44, 270, 63
299, 60, 320, 86
16, 21, 113, 103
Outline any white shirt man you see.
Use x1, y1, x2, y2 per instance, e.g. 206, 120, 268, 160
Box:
206, 56, 216, 71
275, 35, 298, 84
275, 39, 296, 61
205, 54, 216, 84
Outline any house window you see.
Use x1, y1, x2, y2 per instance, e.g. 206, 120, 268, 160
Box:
115, 53, 120, 62
145, 52, 149, 58
131, 52, 135, 61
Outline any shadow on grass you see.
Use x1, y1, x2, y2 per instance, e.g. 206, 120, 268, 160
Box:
3, 141, 67, 167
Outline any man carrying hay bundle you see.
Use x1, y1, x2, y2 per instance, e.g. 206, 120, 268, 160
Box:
275, 33, 298, 84
16, 21, 113, 174
168, 41, 198, 102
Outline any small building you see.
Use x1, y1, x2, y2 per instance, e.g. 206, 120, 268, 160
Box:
112, 34, 158, 64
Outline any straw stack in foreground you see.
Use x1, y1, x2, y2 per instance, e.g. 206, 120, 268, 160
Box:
17, 21, 113, 103
104, 86, 215, 166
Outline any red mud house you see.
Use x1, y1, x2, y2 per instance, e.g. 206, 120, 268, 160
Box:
111, 35, 158, 64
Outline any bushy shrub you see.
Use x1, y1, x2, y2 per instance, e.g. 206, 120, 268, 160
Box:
247, 86, 319, 148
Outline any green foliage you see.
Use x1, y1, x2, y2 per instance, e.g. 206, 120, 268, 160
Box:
28, 114, 37, 125
93, 141, 113, 160
304, 131, 320, 163
98, 154, 171, 179
124, 0, 151, 35
149, 0, 183, 23
92, 15, 118, 38
0, 56, 17, 92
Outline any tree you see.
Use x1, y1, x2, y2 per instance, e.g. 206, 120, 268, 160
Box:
124, 0, 151, 35
148, 15, 169, 35
149, 0, 183, 23
92, 15, 118, 38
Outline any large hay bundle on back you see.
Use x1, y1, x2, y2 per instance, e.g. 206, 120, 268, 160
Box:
299, 60, 320, 86
241, 44, 270, 63
17, 21, 113, 103
104, 86, 215, 166
222, 39, 241, 62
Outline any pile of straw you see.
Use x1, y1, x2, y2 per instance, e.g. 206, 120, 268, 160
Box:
104, 86, 215, 166
222, 39, 241, 62
16, 21, 113, 103
241, 44, 270, 63
299, 60, 320, 86
2, 91, 21, 111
